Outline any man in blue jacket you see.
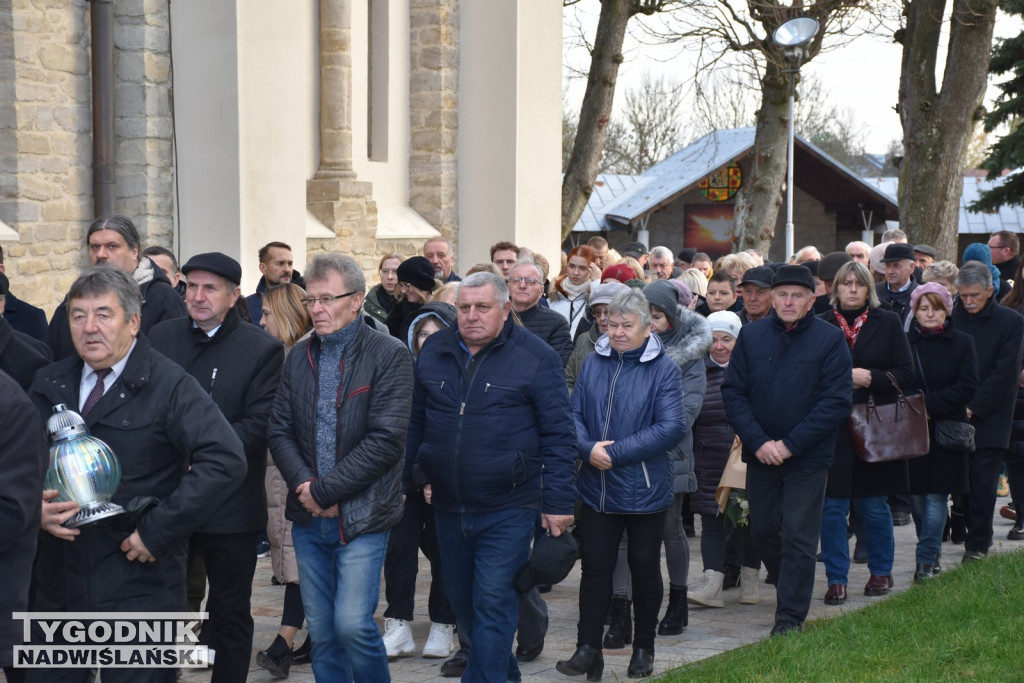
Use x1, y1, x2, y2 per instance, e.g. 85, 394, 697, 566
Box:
408, 271, 576, 683
722, 264, 852, 636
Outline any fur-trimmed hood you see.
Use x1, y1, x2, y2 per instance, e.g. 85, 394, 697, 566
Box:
659, 305, 712, 370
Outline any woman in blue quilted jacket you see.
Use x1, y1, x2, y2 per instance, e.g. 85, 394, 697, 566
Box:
556, 288, 686, 681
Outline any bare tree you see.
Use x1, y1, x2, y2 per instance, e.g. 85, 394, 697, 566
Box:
560, 0, 678, 241
598, 73, 688, 175
897, 0, 999, 257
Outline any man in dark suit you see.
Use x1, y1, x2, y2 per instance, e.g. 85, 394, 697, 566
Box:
0, 246, 48, 341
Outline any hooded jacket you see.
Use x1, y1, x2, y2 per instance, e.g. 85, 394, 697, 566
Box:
658, 306, 712, 494
572, 333, 686, 514
403, 301, 457, 358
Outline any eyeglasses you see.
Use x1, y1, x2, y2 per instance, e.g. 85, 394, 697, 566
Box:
509, 276, 541, 286
302, 292, 359, 307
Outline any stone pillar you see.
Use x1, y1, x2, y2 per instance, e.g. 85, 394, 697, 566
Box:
306, 0, 379, 263
315, 0, 355, 179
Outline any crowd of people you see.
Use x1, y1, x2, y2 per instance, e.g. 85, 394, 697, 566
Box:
2, 220, 1024, 683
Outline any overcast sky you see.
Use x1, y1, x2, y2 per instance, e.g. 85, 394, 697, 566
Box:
563, 5, 1022, 154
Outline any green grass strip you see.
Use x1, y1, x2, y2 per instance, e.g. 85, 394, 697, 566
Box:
664, 551, 1024, 681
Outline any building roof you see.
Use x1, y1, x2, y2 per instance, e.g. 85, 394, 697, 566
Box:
583, 127, 898, 230
865, 176, 1024, 235
572, 127, 1024, 236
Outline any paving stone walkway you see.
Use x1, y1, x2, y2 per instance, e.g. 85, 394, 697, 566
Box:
181, 505, 1022, 681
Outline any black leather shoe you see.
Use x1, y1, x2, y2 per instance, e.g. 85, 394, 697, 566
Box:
516, 641, 544, 663
627, 648, 654, 679
556, 644, 604, 681
892, 511, 912, 526
913, 563, 934, 583
770, 620, 802, 636
256, 635, 292, 679
962, 550, 986, 562
1009, 523, 1024, 541
291, 637, 311, 665
440, 650, 468, 677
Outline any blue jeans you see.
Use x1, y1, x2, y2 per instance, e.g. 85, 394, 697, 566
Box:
820, 496, 894, 585
434, 507, 535, 683
909, 494, 948, 565
292, 519, 390, 683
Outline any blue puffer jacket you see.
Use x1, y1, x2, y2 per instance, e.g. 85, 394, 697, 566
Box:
722, 309, 853, 470
408, 318, 577, 516
572, 333, 686, 514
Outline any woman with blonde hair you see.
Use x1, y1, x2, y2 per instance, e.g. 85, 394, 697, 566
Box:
257, 283, 315, 678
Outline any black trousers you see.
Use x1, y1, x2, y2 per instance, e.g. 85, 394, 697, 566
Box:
383, 492, 455, 624
700, 513, 759, 572
576, 504, 666, 650
746, 465, 827, 627
965, 447, 1007, 553
190, 531, 259, 683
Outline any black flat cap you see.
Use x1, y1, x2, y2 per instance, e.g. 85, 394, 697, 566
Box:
913, 244, 936, 258
818, 251, 853, 282
677, 247, 697, 263
740, 266, 774, 288
513, 531, 578, 595
181, 252, 242, 285
623, 241, 648, 258
881, 243, 916, 263
772, 264, 815, 291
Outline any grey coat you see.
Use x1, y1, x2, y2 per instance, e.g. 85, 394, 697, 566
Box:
659, 306, 712, 494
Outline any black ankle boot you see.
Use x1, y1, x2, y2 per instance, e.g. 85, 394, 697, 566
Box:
556, 644, 604, 681
256, 634, 293, 679
657, 584, 687, 635
291, 637, 312, 665
627, 647, 654, 679
603, 596, 632, 649
913, 563, 934, 583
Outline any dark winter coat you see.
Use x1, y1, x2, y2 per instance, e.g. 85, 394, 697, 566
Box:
246, 270, 306, 325
408, 318, 577, 516
820, 306, 915, 498
692, 358, 733, 516
3, 291, 48, 342
723, 309, 853, 471
907, 320, 977, 494
517, 303, 574, 368
0, 370, 47, 668
573, 334, 686, 514
0, 316, 51, 391
29, 336, 247, 611
659, 306, 712, 494
149, 308, 284, 533
876, 280, 917, 325
951, 296, 1024, 449
385, 298, 423, 339
268, 319, 413, 540
46, 258, 187, 360
364, 283, 397, 325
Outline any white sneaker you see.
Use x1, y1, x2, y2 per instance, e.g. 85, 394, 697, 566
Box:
382, 618, 416, 659
421, 622, 455, 659
739, 566, 760, 605
687, 569, 725, 608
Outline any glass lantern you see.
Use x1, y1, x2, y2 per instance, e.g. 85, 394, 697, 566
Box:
45, 404, 125, 528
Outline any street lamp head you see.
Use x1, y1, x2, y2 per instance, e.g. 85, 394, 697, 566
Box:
773, 17, 819, 60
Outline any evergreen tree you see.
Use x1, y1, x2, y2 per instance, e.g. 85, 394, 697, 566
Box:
972, 0, 1024, 212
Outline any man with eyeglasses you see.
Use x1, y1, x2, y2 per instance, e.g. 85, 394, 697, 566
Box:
508, 260, 573, 368
268, 253, 413, 681
149, 252, 283, 683
988, 230, 1020, 293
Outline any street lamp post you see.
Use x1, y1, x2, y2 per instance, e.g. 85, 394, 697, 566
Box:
773, 17, 819, 261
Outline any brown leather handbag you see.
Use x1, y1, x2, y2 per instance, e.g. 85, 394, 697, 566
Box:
848, 371, 929, 463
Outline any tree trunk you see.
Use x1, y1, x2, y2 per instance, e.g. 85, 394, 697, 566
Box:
897, 0, 998, 258
561, 0, 634, 241
732, 62, 790, 257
